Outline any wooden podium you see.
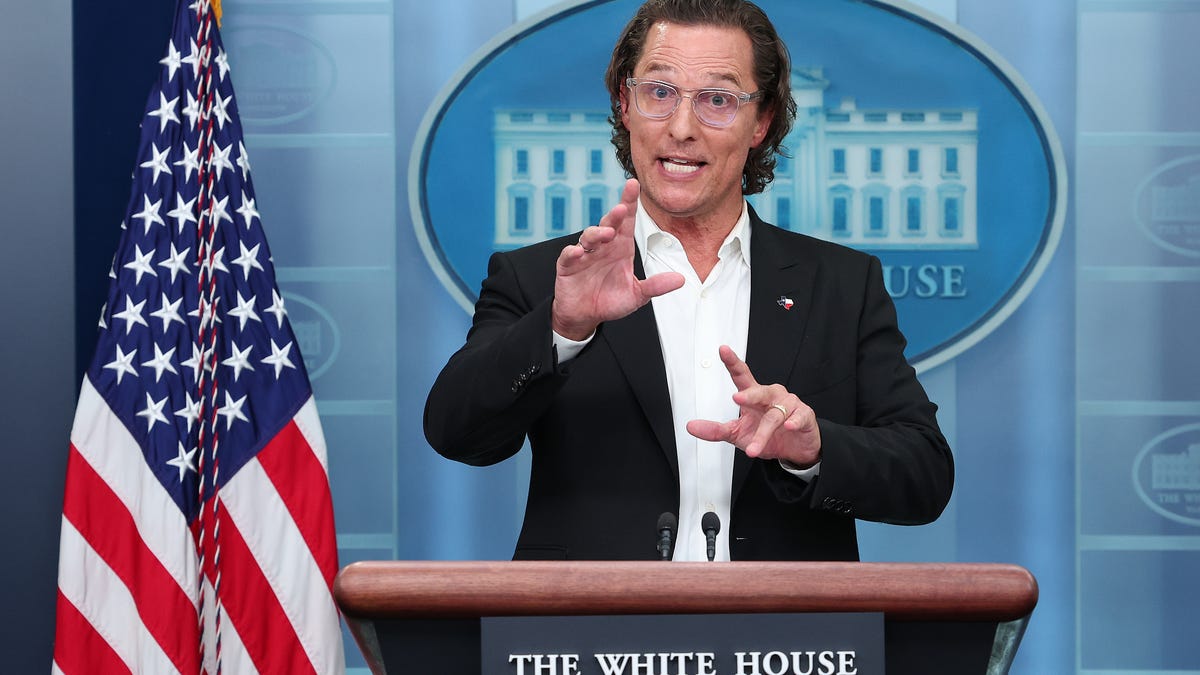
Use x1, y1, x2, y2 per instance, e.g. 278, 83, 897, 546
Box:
334, 561, 1038, 674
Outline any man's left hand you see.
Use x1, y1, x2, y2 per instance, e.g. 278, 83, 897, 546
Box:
687, 345, 821, 467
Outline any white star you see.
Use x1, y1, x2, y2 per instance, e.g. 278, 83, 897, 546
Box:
112, 294, 149, 335
136, 392, 169, 432
132, 194, 165, 234
139, 142, 172, 184
222, 342, 255, 382
265, 289, 287, 328
103, 344, 138, 384
174, 393, 201, 433
236, 141, 251, 180
159, 40, 182, 82
215, 48, 231, 81
166, 442, 198, 483
167, 192, 197, 234
207, 194, 233, 229
174, 144, 200, 182
182, 92, 201, 129
262, 339, 296, 378
217, 391, 249, 430
180, 343, 204, 382
158, 243, 192, 284
211, 92, 232, 129
149, 292, 186, 331
190, 296, 223, 331
123, 244, 156, 285
228, 291, 261, 330
236, 190, 259, 229
181, 38, 204, 79
141, 343, 178, 382
198, 246, 229, 276
210, 141, 234, 180
147, 91, 180, 133
98, 300, 108, 330
232, 241, 264, 280
108, 252, 118, 279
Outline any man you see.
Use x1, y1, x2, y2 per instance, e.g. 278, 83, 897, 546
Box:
424, 0, 953, 562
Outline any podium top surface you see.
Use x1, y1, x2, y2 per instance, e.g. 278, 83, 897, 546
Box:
334, 561, 1037, 622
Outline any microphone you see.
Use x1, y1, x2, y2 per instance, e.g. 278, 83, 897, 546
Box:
701, 511, 720, 562
656, 512, 677, 561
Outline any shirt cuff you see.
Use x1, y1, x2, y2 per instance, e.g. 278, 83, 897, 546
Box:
778, 459, 821, 482
552, 329, 595, 363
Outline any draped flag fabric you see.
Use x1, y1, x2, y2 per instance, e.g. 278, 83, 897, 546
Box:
52, 1, 345, 672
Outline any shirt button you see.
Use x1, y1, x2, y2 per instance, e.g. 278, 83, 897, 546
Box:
701, 359, 712, 368
700, 289, 708, 299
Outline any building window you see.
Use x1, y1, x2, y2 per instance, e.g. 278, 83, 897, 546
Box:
589, 149, 603, 176
831, 148, 846, 177
901, 112, 926, 122
514, 149, 529, 178
513, 196, 529, 232
939, 111, 963, 122
944, 197, 960, 233
862, 184, 889, 237
938, 183, 966, 238
868, 197, 885, 234
549, 196, 567, 232
509, 112, 533, 123
776, 197, 791, 229
829, 185, 853, 237
588, 197, 604, 226
582, 184, 608, 228
869, 148, 883, 176
906, 149, 920, 176
943, 147, 959, 177
551, 149, 566, 177
548, 112, 571, 123
865, 112, 888, 123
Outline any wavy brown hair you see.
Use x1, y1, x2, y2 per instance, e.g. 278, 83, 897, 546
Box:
604, 0, 797, 195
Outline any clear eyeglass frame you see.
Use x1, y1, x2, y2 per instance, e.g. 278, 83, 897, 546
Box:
625, 77, 763, 128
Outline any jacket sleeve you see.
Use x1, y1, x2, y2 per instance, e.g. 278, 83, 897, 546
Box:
764, 255, 955, 525
423, 249, 571, 466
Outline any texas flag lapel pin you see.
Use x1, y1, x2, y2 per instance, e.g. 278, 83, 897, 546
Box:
777, 295, 794, 310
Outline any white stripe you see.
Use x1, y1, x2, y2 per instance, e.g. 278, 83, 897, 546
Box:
294, 396, 331, 471
51, 661, 65, 675
71, 378, 200, 607
201, 577, 259, 675
57, 518, 180, 675
223, 456, 345, 674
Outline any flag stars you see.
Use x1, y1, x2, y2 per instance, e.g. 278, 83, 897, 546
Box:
181, 38, 205, 79
222, 342, 255, 382
182, 92, 201, 129
136, 392, 169, 432
158, 243, 192, 284
180, 343, 204, 382
159, 40, 182, 82
139, 142, 172, 184
147, 91, 180, 133
236, 141, 251, 180
215, 48, 230, 81
103, 345, 138, 384
174, 144, 200, 182
218, 391, 249, 430
141, 344, 178, 382
133, 195, 165, 234
166, 442, 198, 483
262, 339, 296, 378
208, 194, 233, 229
236, 190, 259, 229
198, 246, 230, 277
211, 92, 233, 129
233, 241, 264, 280
210, 141, 235, 180
123, 244, 157, 285
150, 292, 186, 331
266, 290, 287, 328
228, 292, 261, 330
112, 294, 149, 335
174, 392, 201, 433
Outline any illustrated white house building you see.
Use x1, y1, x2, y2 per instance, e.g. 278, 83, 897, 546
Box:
493, 68, 978, 251
1152, 443, 1200, 491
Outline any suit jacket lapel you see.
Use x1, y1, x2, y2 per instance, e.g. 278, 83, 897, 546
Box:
597, 247, 679, 479
733, 215, 818, 498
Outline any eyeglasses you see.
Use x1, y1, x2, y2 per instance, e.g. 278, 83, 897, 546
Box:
626, 77, 763, 128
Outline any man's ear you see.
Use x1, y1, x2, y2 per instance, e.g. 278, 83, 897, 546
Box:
751, 107, 773, 148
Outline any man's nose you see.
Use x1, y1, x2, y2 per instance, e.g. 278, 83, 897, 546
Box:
666, 97, 700, 139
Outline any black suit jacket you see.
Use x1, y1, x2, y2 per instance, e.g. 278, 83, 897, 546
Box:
424, 211, 953, 561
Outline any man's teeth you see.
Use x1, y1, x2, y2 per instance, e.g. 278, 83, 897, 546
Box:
662, 158, 700, 174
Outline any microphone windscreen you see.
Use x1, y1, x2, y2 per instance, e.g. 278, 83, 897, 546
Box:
657, 511, 677, 532
701, 511, 720, 534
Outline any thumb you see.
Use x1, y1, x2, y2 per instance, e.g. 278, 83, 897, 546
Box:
640, 271, 686, 299
687, 419, 730, 443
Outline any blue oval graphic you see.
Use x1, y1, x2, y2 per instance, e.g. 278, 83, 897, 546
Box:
1134, 154, 1200, 258
221, 25, 337, 125
411, 0, 1065, 371
281, 292, 341, 381
1132, 423, 1200, 528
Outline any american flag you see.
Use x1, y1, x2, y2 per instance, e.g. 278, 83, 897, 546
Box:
53, 1, 345, 672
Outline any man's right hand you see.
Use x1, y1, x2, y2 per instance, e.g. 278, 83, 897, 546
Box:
551, 179, 685, 340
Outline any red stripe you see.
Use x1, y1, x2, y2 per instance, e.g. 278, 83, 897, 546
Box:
61, 444, 200, 674
209, 506, 318, 675
53, 590, 133, 675
256, 420, 339, 588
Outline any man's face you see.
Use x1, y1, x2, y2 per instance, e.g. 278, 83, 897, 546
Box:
620, 21, 772, 228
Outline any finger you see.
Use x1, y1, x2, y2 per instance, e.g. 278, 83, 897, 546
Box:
576, 225, 617, 254
639, 271, 686, 299
686, 419, 731, 443
744, 403, 788, 458
718, 344, 760, 391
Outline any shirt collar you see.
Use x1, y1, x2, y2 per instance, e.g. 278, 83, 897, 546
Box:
634, 200, 753, 268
